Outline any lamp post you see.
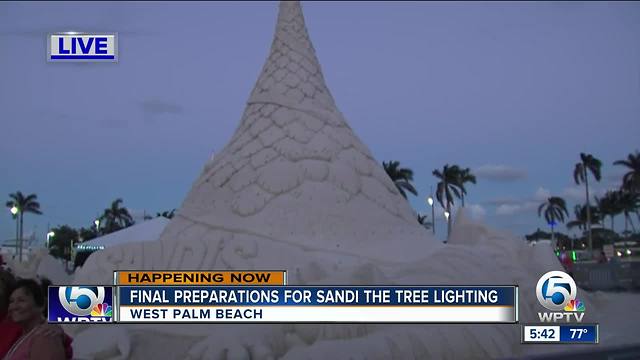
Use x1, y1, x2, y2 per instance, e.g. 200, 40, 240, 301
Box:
68, 237, 76, 271
427, 193, 435, 236
10, 206, 19, 259
444, 210, 450, 240
46, 231, 55, 249
94, 219, 100, 233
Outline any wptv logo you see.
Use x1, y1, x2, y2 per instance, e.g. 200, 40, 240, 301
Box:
48, 286, 114, 323
536, 271, 585, 323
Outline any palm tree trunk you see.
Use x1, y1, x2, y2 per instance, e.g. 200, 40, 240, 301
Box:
625, 213, 629, 237
551, 226, 556, 248
584, 167, 593, 254
14, 215, 19, 259
461, 194, 465, 208
446, 199, 452, 241
611, 215, 614, 232
19, 212, 24, 262
629, 215, 637, 233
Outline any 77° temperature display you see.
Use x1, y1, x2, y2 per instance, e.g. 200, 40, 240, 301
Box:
522, 324, 598, 344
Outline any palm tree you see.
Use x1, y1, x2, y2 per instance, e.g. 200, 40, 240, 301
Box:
617, 190, 639, 235
433, 164, 463, 238
48, 225, 78, 262
157, 209, 176, 219
614, 151, 640, 193
382, 161, 418, 199
538, 196, 569, 245
525, 228, 552, 242
457, 168, 477, 207
417, 213, 432, 230
597, 191, 622, 231
99, 198, 134, 234
5, 191, 42, 261
573, 152, 602, 253
566, 204, 601, 231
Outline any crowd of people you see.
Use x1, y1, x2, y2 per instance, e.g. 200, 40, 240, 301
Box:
0, 266, 73, 360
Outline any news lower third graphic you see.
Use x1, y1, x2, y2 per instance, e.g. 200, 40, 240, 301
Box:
115, 285, 518, 323
47, 269, 605, 345
48, 271, 518, 324
47, 33, 118, 62
48, 286, 114, 323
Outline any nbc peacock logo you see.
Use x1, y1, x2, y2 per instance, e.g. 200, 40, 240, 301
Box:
90, 303, 113, 317
563, 299, 585, 312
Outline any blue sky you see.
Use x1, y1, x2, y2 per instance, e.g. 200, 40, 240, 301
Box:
1, 1, 639, 242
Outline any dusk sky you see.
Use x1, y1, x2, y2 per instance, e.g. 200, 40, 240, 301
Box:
1, 1, 639, 242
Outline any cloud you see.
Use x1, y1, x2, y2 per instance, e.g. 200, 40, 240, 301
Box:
0, 29, 152, 39
562, 186, 584, 202
496, 204, 522, 216
493, 187, 549, 216
467, 204, 487, 220
474, 165, 527, 182
495, 201, 538, 216
483, 197, 522, 206
140, 99, 183, 115
562, 185, 610, 202
533, 187, 551, 201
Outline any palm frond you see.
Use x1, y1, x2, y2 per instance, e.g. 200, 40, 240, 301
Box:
573, 163, 584, 185
435, 182, 445, 208
538, 202, 546, 217
396, 180, 417, 197
449, 185, 462, 199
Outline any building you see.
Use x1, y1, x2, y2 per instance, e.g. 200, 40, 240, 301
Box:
76, 216, 170, 253
0, 232, 40, 260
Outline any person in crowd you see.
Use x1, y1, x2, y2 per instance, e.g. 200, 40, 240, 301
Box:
0, 270, 21, 358
559, 251, 574, 277
3, 279, 66, 360
0, 271, 73, 360
598, 250, 608, 263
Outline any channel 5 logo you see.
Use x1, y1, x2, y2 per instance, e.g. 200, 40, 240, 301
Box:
536, 271, 585, 323
48, 286, 114, 323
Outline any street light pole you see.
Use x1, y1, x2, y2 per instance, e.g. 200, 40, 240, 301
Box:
47, 231, 55, 250
67, 238, 75, 272
427, 187, 435, 236
10, 206, 19, 259
444, 210, 450, 241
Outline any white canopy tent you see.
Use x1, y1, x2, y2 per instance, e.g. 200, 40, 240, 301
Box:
76, 217, 170, 252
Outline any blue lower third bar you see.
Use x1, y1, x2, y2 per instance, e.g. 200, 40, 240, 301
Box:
559, 324, 598, 343
50, 55, 115, 59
